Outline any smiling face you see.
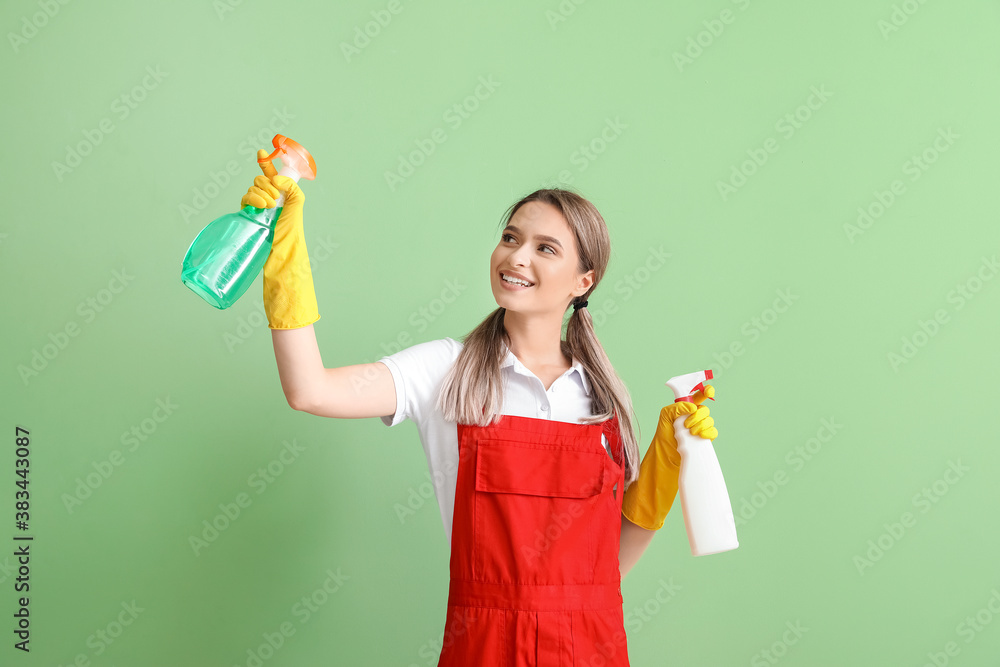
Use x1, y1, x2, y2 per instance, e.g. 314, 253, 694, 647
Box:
490, 200, 594, 314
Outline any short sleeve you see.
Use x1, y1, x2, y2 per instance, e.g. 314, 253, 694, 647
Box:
378, 337, 461, 427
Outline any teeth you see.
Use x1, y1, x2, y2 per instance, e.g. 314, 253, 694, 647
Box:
502, 273, 532, 287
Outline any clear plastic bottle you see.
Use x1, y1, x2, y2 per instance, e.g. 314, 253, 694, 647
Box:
181, 134, 316, 309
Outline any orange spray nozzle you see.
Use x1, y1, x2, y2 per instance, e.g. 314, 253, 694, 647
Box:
257, 134, 317, 180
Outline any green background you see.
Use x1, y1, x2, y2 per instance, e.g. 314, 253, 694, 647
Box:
3, 0, 999, 665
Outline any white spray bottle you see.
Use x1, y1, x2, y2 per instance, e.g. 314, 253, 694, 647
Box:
667, 369, 739, 556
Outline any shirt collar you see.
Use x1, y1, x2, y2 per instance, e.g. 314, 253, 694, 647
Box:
500, 341, 593, 396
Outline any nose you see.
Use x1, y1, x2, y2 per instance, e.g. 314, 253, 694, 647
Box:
507, 243, 531, 267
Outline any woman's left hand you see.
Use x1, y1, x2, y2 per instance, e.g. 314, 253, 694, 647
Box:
682, 385, 718, 440
658, 384, 718, 441
620, 384, 719, 531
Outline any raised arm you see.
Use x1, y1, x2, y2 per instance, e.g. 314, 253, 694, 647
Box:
271, 325, 396, 419
242, 146, 396, 421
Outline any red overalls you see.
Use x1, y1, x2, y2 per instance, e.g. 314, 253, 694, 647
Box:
438, 412, 630, 666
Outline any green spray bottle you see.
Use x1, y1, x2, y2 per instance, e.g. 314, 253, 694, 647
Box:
181, 134, 317, 309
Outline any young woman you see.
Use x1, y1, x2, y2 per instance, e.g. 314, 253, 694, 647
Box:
242, 152, 719, 666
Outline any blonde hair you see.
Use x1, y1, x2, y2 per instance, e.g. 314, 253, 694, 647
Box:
435, 187, 641, 489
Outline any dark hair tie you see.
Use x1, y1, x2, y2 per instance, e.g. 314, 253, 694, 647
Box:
573, 300, 588, 311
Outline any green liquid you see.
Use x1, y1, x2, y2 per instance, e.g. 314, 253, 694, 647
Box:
181, 204, 283, 309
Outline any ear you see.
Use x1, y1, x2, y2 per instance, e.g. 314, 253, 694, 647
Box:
575, 269, 595, 296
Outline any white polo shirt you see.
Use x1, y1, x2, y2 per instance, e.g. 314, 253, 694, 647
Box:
378, 337, 612, 546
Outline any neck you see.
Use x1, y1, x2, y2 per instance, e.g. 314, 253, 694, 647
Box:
501, 308, 570, 367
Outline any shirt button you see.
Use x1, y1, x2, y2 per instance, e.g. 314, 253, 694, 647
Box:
541, 405, 548, 411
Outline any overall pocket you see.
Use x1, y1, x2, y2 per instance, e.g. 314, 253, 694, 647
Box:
473, 439, 606, 584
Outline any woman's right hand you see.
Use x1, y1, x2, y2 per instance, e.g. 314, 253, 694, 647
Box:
240, 149, 305, 222
241, 148, 318, 330
241, 173, 281, 209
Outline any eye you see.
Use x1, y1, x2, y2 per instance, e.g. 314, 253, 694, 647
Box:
502, 233, 556, 254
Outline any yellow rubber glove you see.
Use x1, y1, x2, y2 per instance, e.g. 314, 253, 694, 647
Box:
621, 385, 718, 531
241, 150, 320, 330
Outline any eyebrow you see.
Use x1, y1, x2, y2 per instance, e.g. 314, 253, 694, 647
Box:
502, 225, 563, 249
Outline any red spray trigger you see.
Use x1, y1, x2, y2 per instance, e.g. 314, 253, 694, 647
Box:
258, 134, 317, 180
